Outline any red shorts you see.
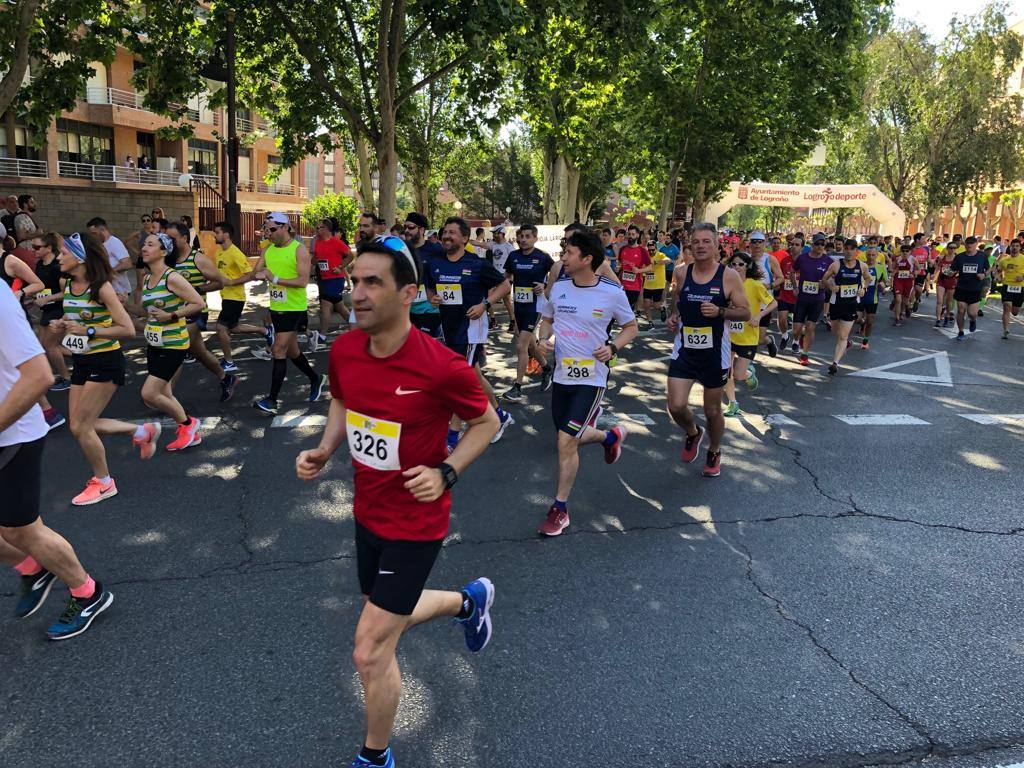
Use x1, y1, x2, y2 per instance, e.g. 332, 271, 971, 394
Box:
937, 276, 957, 290
893, 279, 914, 297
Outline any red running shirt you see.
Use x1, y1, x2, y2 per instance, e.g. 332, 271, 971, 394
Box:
777, 253, 797, 304
314, 237, 351, 280
618, 245, 651, 291
328, 327, 489, 541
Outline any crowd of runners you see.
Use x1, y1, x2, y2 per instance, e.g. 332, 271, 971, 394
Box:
2, 202, 1022, 767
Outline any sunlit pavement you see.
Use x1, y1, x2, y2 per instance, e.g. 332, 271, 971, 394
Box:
3, 293, 1024, 767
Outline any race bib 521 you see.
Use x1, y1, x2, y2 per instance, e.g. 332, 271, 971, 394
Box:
346, 410, 401, 472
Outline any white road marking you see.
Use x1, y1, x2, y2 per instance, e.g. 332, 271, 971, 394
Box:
766, 414, 802, 426
130, 417, 222, 430
935, 324, 980, 340
833, 414, 931, 425
270, 413, 328, 429
849, 351, 952, 387
959, 414, 1024, 425
621, 413, 656, 426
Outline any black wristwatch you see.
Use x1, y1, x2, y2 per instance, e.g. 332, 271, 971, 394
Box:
87, 327, 97, 338
484, 299, 492, 310
437, 462, 458, 489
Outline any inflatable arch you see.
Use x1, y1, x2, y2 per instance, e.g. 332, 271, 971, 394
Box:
704, 182, 906, 236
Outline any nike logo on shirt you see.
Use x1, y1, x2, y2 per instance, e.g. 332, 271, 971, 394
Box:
395, 387, 421, 396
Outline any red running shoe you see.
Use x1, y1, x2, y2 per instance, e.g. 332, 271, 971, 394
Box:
537, 505, 569, 536
603, 425, 627, 464
701, 450, 722, 478
680, 425, 705, 463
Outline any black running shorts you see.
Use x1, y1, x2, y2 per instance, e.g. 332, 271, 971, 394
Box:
954, 288, 982, 305
270, 310, 307, 333
411, 312, 442, 338
0, 437, 44, 528
355, 522, 443, 615
794, 301, 823, 324
550, 382, 604, 439
830, 302, 859, 322
146, 345, 188, 381
70, 349, 126, 386
217, 299, 245, 329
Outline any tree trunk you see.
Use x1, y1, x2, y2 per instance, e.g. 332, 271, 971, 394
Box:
412, 160, 430, 217
0, 0, 41, 118
353, 131, 374, 210
578, 195, 599, 225
564, 161, 581, 224
375, 132, 398, 225
834, 210, 846, 235
554, 154, 569, 224
659, 161, 681, 230
542, 142, 558, 225
692, 179, 707, 223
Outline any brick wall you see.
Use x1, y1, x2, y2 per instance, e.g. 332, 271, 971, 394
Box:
1, 181, 196, 245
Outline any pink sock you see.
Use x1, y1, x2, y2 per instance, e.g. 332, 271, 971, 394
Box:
70, 575, 96, 599
14, 556, 41, 575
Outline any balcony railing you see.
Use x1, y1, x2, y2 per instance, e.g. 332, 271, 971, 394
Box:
58, 161, 216, 187
237, 179, 308, 198
83, 87, 219, 125
0, 157, 48, 178
236, 115, 255, 133
235, 115, 276, 137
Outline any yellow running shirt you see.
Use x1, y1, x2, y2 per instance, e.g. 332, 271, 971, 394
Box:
215, 244, 250, 302
730, 278, 774, 347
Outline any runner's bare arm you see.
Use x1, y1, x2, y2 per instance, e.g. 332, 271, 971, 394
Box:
194, 251, 226, 293
722, 269, 751, 321
276, 243, 312, 288
0, 353, 51, 433
597, 261, 621, 284
822, 261, 840, 291
297, 399, 348, 481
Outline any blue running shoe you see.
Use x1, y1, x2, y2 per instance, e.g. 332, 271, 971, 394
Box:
220, 359, 239, 374
44, 410, 66, 431
49, 376, 71, 392
265, 322, 276, 349
309, 373, 328, 403
458, 577, 495, 652
47, 582, 113, 641
349, 748, 395, 768
490, 410, 515, 444
969, 318, 977, 333
253, 397, 279, 415
16, 569, 56, 618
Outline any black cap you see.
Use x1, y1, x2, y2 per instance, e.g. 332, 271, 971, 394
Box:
964, 236, 978, 245
404, 212, 429, 229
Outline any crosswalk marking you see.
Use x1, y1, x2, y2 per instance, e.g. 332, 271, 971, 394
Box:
766, 414, 801, 426
270, 413, 328, 429
833, 414, 931, 425
959, 414, 1024, 425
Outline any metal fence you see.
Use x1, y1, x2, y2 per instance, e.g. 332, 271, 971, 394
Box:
0, 157, 48, 178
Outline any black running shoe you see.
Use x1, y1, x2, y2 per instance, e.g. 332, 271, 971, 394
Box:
16, 569, 56, 619
540, 366, 554, 392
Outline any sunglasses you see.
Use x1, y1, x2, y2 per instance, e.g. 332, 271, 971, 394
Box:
141, 217, 152, 223
32, 243, 46, 250
730, 262, 747, 268
266, 226, 279, 233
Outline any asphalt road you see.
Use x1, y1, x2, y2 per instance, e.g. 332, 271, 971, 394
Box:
3, 291, 1024, 768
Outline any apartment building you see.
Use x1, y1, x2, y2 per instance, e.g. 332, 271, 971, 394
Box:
0, 46, 355, 250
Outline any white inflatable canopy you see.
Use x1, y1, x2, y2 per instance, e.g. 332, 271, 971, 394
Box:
705, 182, 906, 236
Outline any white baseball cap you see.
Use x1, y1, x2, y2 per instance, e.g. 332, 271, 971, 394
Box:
266, 212, 289, 225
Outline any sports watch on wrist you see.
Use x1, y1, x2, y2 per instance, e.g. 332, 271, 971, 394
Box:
87, 327, 97, 338
437, 462, 458, 489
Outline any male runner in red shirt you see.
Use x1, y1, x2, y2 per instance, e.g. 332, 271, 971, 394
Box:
296, 240, 500, 768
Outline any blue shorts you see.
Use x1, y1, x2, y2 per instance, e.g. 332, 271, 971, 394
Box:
318, 278, 347, 304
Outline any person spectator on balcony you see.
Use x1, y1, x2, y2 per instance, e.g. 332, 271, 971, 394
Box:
124, 155, 136, 170
1, 196, 18, 239
180, 215, 200, 249
86, 218, 132, 302
139, 155, 151, 171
